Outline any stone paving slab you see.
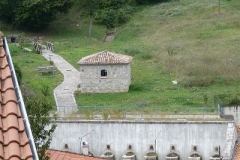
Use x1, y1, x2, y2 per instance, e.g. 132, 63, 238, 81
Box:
41, 49, 79, 116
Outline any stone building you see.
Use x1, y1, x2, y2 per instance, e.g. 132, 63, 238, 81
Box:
78, 51, 133, 93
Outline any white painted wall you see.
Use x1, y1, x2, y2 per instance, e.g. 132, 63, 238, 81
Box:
50, 120, 231, 160
223, 106, 240, 125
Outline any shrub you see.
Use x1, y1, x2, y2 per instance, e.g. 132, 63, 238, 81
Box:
136, 0, 172, 5
102, 111, 109, 120
180, 76, 215, 88
138, 54, 152, 60
124, 48, 143, 56
215, 94, 240, 106
41, 83, 50, 97
152, 57, 159, 63
229, 95, 240, 105
129, 84, 144, 91
14, 63, 22, 85
94, 1, 134, 28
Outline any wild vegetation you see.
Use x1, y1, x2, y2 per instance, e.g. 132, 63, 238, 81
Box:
0, 0, 73, 31
1, 0, 240, 113
25, 94, 56, 160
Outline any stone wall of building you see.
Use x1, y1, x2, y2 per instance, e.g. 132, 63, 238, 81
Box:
79, 64, 131, 93
50, 120, 234, 160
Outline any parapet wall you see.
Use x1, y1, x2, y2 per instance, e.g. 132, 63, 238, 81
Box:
222, 106, 240, 125
50, 120, 233, 160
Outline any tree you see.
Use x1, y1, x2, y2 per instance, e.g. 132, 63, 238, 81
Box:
95, 0, 135, 29
76, 0, 99, 37
24, 93, 56, 160
0, 0, 73, 31
76, 0, 134, 36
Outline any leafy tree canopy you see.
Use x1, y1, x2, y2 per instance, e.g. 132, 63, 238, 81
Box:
24, 94, 56, 160
76, 0, 135, 30
23, 83, 56, 160
0, 0, 73, 31
135, 0, 172, 5
95, 0, 135, 28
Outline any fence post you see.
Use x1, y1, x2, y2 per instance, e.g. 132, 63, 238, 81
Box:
218, 104, 223, 117
46, 42, 54, 51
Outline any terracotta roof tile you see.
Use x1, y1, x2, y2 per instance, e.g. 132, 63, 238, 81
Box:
0, 33, 33, 159
3, 128, 20, 144
234, 142, 240, 160
2, 77, 14, 92
19, 132, 30, 146
21, 144, 34, 160
78, 51, 133, 65
0, 55, 8, 69
0, 145, 4, 159
1, 65, 11, 80
2, 88, 17, 105
237, 126, 240, 134
47, 150, 105, 160
2, 102, 21, 118
233, 126, 240, 160
2, 114, 19, 131
4, 142, 21, 159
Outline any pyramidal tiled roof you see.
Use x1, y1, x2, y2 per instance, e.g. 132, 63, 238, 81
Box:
47, 150, 105, 160
0, 32, 33, 159
78, 51, 133, 65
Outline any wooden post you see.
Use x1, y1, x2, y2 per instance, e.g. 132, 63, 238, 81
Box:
46, 42, 54, 51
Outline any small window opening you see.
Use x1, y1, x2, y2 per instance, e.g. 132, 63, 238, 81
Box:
101, 69, 107, 77
11, 37, 16, 43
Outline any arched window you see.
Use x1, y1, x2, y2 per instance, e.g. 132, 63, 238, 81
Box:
101, 69, 107, 77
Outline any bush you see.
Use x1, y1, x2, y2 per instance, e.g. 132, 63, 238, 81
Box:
94, 1, 134, 28
14, 63, 22, 85
135, 0, 172, 5
229, 95, 240, 105
124, 48, 143, 56
129, 84, 145, 91
181, 77, 215, 88
216, 94, 240, 106
138, 54, 152, 60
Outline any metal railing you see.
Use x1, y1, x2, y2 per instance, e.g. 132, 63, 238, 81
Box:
56, 105, 218, 120
214, 97, 238, 160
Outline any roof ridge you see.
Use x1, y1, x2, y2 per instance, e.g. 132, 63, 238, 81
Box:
78, 51, 133, 65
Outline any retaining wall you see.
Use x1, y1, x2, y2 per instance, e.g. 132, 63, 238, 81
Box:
50, 120, 233, 160
222, 106, 240, 125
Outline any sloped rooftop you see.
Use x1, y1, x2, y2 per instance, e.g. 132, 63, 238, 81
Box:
47, 150, 105, 160
78, 51, 133, 65
0, 32, 33, 159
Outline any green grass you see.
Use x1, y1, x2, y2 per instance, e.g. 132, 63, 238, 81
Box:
9, 44, 63, 106
74, 0, 240, 109
3, 0, 240, 112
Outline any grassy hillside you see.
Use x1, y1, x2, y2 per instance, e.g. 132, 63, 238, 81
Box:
8, 45, 63, 106
4, 0, 240, 112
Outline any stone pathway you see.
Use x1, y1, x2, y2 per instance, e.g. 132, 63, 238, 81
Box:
41, 49, 79, 117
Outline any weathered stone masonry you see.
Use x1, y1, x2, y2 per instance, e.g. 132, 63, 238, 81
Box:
78, 51, 132, 93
